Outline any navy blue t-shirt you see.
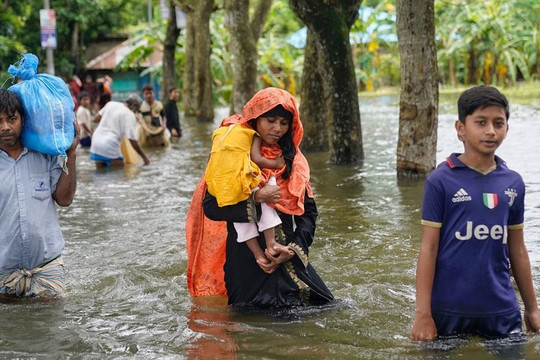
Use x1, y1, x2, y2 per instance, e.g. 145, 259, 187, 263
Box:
422, 153, 524, 316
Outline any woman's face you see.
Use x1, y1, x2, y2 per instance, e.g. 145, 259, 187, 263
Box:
255, 115, 291, 145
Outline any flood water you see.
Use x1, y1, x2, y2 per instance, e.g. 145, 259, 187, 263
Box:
1, 94, 540, 359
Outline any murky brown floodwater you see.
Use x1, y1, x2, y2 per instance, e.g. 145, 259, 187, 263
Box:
1, 95, 539, 359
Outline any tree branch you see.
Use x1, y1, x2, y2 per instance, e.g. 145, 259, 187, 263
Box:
250, 0, 273, 40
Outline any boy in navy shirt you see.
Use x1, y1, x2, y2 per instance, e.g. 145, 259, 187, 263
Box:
411, 85, 540, 340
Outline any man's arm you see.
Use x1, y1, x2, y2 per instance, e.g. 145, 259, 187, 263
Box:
81, 123, 93, 136
53, 121, 79, 206
129, 139, 150, 165
508, 229, 540, 333
411, 225, 440, 341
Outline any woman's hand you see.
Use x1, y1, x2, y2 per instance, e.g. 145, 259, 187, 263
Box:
254, 184, 281, 204
256, 247, 295, 274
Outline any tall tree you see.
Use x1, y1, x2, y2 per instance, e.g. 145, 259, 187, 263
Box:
177, 2, 196, 116
289, 0, 363, 164
193, 0, 215, 121
224, 0, 273, 114
179, 0, 215, 121
162, 0, 182, 98
299, 29, 328, 152
395, 0, 438, 176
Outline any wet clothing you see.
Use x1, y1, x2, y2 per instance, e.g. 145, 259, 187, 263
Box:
422, 153, 524, 333
140, 100, 164, 127
138, 100, 168, 147
0, 256, 65, 297
164, 99, 181, 137
433, 309, 522, 338
80, 136, 91, 148
203, 190, 334, 307
0, 148, 64, 275
205, 124, 261, 207
186, 87, 333, 307
90, 101, 137, 159
89, 152, 123, 167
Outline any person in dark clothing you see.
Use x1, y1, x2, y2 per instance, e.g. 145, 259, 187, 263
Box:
164, 87, 182, 138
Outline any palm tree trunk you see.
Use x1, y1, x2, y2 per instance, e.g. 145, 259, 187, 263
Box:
467, 48, 477, 85
448, 59, 456, 87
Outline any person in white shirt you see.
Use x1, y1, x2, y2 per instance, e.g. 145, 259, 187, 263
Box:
89, 94, 149, 168
76, 91, 93, 147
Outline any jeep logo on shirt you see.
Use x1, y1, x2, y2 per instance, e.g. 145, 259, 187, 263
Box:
455, 221, 507, 244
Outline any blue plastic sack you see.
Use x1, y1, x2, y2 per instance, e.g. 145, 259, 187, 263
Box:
8, 53, 75, 158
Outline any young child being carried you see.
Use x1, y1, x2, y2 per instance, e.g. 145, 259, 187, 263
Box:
205, 105, 294, 268
411, 85, 540, 341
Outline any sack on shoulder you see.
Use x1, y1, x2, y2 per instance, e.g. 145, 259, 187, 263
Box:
8, 53, 75, 158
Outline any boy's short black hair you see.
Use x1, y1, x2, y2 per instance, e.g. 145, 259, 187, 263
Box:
142, 83, 154, 92
168, 87, 177, 94
457, 85, 509, 123
78, 91, 89, 101
0, 89, 23, 119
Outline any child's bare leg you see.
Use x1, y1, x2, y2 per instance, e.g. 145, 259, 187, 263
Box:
245, 238, 270, 265
263, 227, 292, 257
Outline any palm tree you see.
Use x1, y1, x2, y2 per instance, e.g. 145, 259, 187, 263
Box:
436, 0, 536, 85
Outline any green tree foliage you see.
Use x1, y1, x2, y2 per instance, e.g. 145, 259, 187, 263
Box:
2, 0, 538, 95
0, 1, 37, 84
118, 0, 304, 105
351, 1, 398, 90
258, 2, 304, 95
0, 0, 148, 81
435, 0, 539, 85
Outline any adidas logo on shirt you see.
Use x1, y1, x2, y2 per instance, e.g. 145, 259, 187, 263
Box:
452, 188, 472, 203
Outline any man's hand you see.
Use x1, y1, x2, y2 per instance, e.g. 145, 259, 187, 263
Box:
67, 119, 81, 154
524, 308, 540, 333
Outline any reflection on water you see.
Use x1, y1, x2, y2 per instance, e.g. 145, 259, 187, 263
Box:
0, 96, 539, 359
185, 296, 238, 359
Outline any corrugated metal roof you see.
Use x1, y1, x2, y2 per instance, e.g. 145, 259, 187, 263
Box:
86, 39, 163, 70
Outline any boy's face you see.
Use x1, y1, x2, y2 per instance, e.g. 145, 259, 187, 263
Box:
455, 105, 508, 157
80, 96, 90, 108
0, 110, 23, 150
169, 89, 179, 101
143, 89, 154, 103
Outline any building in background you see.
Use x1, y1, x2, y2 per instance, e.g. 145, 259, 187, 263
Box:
85, 38, 163, 100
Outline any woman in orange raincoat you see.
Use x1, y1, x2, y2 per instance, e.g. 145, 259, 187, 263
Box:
186, 87, 333, 308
